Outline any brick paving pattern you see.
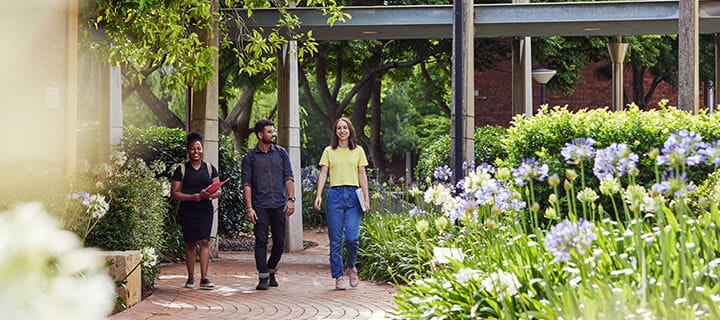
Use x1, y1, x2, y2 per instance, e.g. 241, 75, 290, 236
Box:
110, 231, 396, 319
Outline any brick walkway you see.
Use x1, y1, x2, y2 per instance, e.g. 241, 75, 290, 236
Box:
110, 230, 396, 319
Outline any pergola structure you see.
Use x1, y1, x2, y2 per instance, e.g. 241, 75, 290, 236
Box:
219, 1, 720, 249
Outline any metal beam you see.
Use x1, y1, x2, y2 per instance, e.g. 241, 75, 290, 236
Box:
225, 1, 720, 40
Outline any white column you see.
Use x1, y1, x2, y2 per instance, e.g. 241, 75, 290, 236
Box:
512, 0, 532, 117
679, 0, 699, 113
278, 42, 304, 252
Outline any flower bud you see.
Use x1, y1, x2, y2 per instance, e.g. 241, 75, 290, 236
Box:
416, 219, 430, 233
495, 167, 512, 181
548, 174, 560, 187
531, 202, 540, 213
485, 219, 498, 230
647, 148, 660, 160
435, 216, 449, 231
564, 179, 573, 190
544, 207, 557, 220
491, 206, 502, 216
565, 169, 578, 181
549, 193, 558, 204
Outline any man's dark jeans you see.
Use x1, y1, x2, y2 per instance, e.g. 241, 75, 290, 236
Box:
254, 206, 286, 278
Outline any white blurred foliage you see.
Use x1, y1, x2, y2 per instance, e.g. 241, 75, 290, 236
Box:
0, 202, 115, 320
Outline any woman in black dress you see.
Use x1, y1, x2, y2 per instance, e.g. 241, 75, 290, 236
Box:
171, 132, 222, 289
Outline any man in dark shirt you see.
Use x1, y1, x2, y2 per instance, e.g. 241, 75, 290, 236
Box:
242, 119, 296, 290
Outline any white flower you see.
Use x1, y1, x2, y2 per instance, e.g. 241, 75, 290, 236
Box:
454, 268, 480, 284
610, 268, 634, 276
569, 276, 582, 287
0, 202, 115, 320
141, 247, 158, 268
87, 194, 109, 219
161, 179, 172, 198
481, 271, 521, 299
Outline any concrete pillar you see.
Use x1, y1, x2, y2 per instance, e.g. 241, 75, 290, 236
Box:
98, 64, 123, 161
679, 0, 700, 113
714, 33, 719, 112
607, 36, 628, 111
451, 0, 474, 182
277, 42, 304, 252
511, 0, 532, 117
190, 0, 220, 254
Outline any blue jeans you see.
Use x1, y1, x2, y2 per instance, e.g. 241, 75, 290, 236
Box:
326, 186, 363, 278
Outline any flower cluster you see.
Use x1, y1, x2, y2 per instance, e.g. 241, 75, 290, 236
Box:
481, 270, 521, 299
301, 166, 320, 192
656, 129, 710, 168
408, 206, 426, 217
650, 172, 696, 199
141, 247, 158, 269
561, 138, 596, 165
0, 203, 115, 319
592, 143, 639, 180
433, 165, 452, 183
544, 219, 597, 263
512, 158, 549, 187
72, 191, 110, 219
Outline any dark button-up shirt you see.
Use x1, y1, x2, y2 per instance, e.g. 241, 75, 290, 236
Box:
241, 144, 294, 209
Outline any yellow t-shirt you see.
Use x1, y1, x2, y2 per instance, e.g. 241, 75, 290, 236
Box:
319, 146, 369, 187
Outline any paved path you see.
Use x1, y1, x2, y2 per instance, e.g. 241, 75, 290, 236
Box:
110, 230, 396, 319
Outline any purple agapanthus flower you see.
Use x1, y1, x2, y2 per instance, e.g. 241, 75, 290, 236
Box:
408, 206, 426, 217
592, 143, 639, 180
71, 191, 91, 204
544, 219, 597, 263
650, 172, 696, 198
434, 165, 452, 182
462, 160, 476, 173
700, 141, 720, 168
561, 138, 597, 164
656, 130, 710, 168
512, 158, 549, 187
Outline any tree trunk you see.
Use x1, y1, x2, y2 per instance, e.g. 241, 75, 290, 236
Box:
223, 85, 257, 152
631, 63, 647, 108
129, 81, 185, 128
368, 79, 387, 182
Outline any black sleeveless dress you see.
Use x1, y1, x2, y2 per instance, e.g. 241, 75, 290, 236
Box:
172, 162, 218, 243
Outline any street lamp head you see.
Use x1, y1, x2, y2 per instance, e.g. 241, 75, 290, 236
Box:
532, 69, 557, 84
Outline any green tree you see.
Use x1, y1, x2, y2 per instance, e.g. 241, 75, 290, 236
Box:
83, 0, 349, 147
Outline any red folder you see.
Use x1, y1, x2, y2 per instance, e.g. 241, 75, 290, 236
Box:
206, 179, 229, 194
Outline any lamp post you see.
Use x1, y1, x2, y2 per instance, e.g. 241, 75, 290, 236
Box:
532, 69, 557, 105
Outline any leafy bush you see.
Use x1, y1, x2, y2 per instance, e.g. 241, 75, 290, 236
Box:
300, 166, 326, 227
218, 134, 251, 235
415, 125, 508, 185
71, 152, 167, 293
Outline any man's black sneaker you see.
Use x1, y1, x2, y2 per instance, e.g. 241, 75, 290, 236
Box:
269, 273, 278, 287
256, 277, 269, 290
199, 278, 214, 290
184, 279, 195, 289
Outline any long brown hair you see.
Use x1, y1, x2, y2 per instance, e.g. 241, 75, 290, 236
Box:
330, 117, 358, 150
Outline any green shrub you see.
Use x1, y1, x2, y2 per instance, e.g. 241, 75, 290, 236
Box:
503, 104, 720, 222
415, 125, 508, 185
73, 153, 167, 293
218, 134, 252, 235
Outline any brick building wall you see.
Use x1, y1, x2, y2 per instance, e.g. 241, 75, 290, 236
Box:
474, 59, 708, 127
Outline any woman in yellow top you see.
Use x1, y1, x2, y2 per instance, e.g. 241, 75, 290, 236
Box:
314, 117, 370, 290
